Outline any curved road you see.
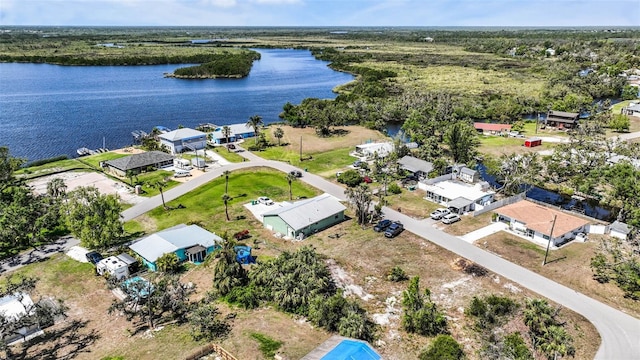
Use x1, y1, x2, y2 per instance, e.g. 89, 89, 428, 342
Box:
122, 152, 640, 359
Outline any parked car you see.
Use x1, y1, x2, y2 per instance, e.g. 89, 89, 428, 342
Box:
85, 251, 103, 265
353, 160, 363, 168
227, 143, 236, 150
373, 219, 392, 232
384, 222, 404, 238
258, 196, 274, 205
289, 170, 302, 178
174, 170, 192, 178
441, 213, 461, 224
363, 175, 373, 183
430, 208, 451, 220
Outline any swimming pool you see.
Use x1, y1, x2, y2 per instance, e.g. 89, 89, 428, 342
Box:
121, 276, 153, 299
320, 340, 381, 360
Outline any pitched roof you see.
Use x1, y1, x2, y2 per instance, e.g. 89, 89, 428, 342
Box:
473, 123, 512, 131
158, 128, 206, 142
262, 193, 346, 232
610, 220, 631, 234
496, 200, 590, 238
210, 123, 255, 139
129, 224, 223, 263
0, 293, 34, 321
398, 155, 433, 174
547, 110, 579, 122
105, 151, 174, 171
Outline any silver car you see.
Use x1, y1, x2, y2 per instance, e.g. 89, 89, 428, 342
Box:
441, 213, 461, 224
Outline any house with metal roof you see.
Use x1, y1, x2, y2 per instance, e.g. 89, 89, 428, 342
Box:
609, 220, 631, 240
0, 293, 45, 345
398, 155, 433, 179
129, 224, 223, 271
158, 128, 208, 154
209, 123, 256, 144
545, 110, 580, 129
495, 200, 590, 247
354, 142, 394, 159
622, 103, 640, 117
103, 151, 175, 177
473, 122, 512, 135
420, 179, 494, 214
262, 193, 346, 240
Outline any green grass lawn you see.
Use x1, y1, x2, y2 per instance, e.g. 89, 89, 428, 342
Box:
16, 159, 92, 179
210, 146, 245, 163
80, 152, 129, 169
135, 170, 179, 197
257, 147, 355, 177
132, 168, 321, 234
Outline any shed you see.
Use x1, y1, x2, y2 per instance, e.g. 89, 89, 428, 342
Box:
609, 220, 631, 240
524, 137, 542, 148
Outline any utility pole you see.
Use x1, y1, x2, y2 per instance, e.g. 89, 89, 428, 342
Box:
543, 214, 557, 266
299, 135, 303, 161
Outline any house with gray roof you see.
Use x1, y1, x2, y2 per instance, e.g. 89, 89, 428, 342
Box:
262, 193, 346, 240
545, 110, 579, 129
398, 155, 433, 179
609, 220, 632, 240
158, 128, 208, 154
622, 103, 640, 117
103, 151, 174, 177
209, 123, 257, 144
129, 224, 223, 271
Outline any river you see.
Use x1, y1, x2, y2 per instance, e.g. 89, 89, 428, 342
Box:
0, 49, 354, 162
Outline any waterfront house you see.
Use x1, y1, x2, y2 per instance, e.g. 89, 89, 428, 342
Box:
398, 155, 434, 179
209, 123, 256, 144
622, 103, 640, 117
545, 110, 579, 129
158, 128, 208, 154
353, 142, 394, 159
495, 200, 590, 247
103, 151, 174, 177
609, 220, 631, 240
129, 224, 223, 271
262, 193, 346, 240
473, 122, 512, 136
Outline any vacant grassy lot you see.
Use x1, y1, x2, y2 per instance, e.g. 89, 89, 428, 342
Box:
480, 232, 640, 319
209, 146, 245, 163
478, 134, 556, 157
15, 158, 92, 179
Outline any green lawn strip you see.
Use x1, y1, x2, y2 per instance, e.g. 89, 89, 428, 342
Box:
136, 170, 179, 197
257, 147, 356, 177
250, 332, 283, 358
383, 188, 440, 219
16, 159, 92, 178
81, 152, 129, 169
137, 168, 320, 232
210, 147, 245, 163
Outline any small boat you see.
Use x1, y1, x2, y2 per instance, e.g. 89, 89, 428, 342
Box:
77, 147, 91, 156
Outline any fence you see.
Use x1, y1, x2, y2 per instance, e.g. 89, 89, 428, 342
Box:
472, 192, 526, 217
183, 343, 237, 360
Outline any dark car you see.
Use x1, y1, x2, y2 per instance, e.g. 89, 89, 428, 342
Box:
85, 251, 103, 265
384, 222, 404, 238
373, 219, 392, 232
226, 143, 236, 150
289, 170, 302, 177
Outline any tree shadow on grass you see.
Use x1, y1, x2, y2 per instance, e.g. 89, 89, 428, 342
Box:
7, 320, 100, 360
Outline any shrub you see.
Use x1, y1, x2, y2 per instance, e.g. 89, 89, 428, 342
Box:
337, 169, 363, 187
250, 333, 283, 358
387, 266, 409, 282
419, 334, 465, 360
387, 182, 402, 194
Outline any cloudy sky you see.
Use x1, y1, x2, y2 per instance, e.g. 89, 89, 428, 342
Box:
1, 0, 638, 27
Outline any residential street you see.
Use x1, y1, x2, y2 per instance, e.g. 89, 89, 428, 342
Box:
5, 146, 640, 359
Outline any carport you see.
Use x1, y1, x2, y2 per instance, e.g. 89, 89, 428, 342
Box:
447, 197, 474, 214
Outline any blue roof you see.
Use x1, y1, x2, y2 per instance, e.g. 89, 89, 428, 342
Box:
321, 340, 381, 360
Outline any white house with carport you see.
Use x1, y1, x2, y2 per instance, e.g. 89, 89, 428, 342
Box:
420, 178, 494, 214
262, 193, 346, 240
609, 220, 631, 240
209, 123, 256, 144
0, 293, 45, 345
129, 224, 223, 271
353, 142, 394, 159
495, 200, 590, 247
158, 128, 208, 154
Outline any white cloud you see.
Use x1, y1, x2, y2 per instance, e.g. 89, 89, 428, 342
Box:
252, 0, 301, 4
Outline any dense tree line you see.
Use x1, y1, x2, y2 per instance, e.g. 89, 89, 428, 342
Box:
172, 51, 260, 78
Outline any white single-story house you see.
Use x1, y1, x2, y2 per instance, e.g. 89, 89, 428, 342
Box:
130, 224, 223, 271
354, 142, 394, 159
0, 293, 45, 345
609, 220, 631, 240
262, 193, 346, 240
495, 200, 590, 247
622, 103, 640, 117
420, 180, 494, 214
398, 155, 434, 178
158, 128, 208, 154
209, 123, 256, 144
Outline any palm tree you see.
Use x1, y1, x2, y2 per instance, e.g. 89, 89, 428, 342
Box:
151, 179, 168, 209
246, 115, 263, 145
273, 127, 284, 146
222, 125, 231, 151
222, 193, 231, 221
286, 172, 297, 200
46, 177, 67, 199
125, 170, 136, 186
223, 170, 231, 193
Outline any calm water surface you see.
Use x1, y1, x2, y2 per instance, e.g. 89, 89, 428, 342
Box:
0, 49, 354, 161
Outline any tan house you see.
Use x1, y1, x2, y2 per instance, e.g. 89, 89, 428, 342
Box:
545, 110, 579, 129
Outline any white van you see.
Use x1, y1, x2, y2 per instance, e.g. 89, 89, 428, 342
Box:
174, 170, 192, 178
96, 256, 130, 280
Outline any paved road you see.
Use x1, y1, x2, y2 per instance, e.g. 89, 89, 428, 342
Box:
381, 208, 640, 360
7, 147, 640, 358
0, 236, 79, 274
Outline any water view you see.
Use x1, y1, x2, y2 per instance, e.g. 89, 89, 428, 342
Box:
0, 49, 354, 161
